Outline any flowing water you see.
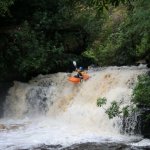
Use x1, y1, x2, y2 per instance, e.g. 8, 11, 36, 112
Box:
0, 66, 150, 150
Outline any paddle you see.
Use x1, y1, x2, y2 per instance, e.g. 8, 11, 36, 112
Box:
73, 61, 77, 69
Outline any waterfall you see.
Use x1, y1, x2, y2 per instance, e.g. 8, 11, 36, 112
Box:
0, 66, 149, 149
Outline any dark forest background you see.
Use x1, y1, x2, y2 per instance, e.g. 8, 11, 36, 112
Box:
0, 0, 149, 82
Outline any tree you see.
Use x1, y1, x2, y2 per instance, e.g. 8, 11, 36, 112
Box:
84, 0, 150, 66
0, 0, 15, 16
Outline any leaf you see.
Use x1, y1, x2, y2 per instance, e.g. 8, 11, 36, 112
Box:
97, 97, 107, 107
122, 106, 129, 117
105, 101, 121, 119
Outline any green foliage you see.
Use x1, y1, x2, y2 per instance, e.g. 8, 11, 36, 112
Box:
84, 0, 133, 12
0, 0, 97, 81
2, 21, 66, 79
105, 101, 121, 119
122, 106, 130, 117
131, 74, 150, 123
84, 0, 150, 66
0, 0, 15, 16
84, 6, 131, 65
132, 74, 150, 107
97, 97, 107, 107
136, 32, 150, 58
97, 97, 136, 119
0, 0, 149, 81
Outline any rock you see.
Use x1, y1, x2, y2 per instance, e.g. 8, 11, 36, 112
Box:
63, 142, 130, 150
0, 124, 7, 130
140, 108, 150, 138
0, 82, 12, 118
136, 60, 147, 65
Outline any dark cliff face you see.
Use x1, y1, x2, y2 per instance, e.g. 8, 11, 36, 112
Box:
0, 82, 13, 118
140, 107, 150, 138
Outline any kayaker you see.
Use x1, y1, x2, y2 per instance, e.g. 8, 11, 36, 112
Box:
74, 66, 84, 81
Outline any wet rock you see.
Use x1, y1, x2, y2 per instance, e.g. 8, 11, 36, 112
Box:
29, 142, 150, 150
0, 82, 13, 118
31, 144, 62, 150
136, 60, 146, 66
63, 142, 130, 150
0, 123, 26, 131
140, 108, 150, 138
0, 124, 6, 130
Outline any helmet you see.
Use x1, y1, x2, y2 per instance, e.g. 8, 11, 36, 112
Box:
79, 66, 83, 70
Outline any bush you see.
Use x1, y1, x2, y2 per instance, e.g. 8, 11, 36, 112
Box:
132, 74, 150, 107
1, 21, 65, 79
97, 97, 132, 119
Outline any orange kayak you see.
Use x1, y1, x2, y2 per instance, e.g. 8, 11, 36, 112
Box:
68, 77, 81, 84
68, 74, 90, 84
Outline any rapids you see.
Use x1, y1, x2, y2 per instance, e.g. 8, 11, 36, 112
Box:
0, 66, 150, 150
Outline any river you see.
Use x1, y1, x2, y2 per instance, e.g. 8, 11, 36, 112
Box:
0, 66, 150, 150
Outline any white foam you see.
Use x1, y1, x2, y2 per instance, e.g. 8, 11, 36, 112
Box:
0, 66, 149, 150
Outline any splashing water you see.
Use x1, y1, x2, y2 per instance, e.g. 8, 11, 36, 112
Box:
0, 66, 150, 149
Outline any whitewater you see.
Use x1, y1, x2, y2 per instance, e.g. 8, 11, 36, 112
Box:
0, 66, 150, 150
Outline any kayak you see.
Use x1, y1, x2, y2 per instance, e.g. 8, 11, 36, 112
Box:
68, 77, 81, 84
68, 73, 90, 84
